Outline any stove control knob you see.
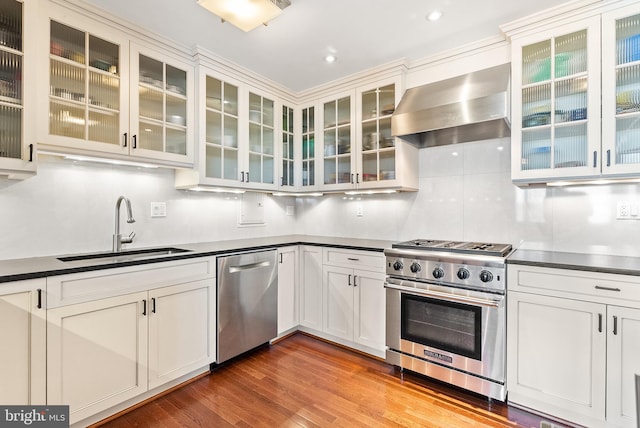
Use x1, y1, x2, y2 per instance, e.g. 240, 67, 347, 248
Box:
392, 260, 403, 271
432, 267, 445, 279
479, 270, 494, 283
410, 262, 422, 273
457, 268, 470, 280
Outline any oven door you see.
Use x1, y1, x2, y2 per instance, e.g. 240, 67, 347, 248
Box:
385, 277, 505, 383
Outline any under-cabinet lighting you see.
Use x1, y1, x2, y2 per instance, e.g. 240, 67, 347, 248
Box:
51, 153, 159, 169
344, 190, 399, 196
272, 192, 323, 197
197, 0, 290, 32
186, 186, 246, 194
546, 178, 640, 187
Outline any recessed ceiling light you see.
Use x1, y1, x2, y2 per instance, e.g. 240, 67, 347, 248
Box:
325, 54, 336, 63
427, 10, 443, 22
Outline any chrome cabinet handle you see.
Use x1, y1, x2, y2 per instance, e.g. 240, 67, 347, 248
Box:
613, 316, 618, 335
593, 151, 597, 168
598, 313, 603, 333
595, 285, 621, 292
348, 274, 352, 286
606, 149, 611, 167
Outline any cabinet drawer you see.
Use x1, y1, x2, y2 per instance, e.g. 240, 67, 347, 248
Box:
508, 264, 640, 305
323, 248, 383, 270
47, 257, 215, 308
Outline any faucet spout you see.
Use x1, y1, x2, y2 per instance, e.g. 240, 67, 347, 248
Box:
113, 196, 136, 253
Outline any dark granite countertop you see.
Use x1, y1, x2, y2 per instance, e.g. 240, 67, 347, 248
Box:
0, 235, 394, 284
507, 248, 640, 277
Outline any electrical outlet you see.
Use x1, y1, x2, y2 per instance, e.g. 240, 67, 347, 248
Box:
617, 201, 630, 219
150, 202, 167, 218
616, 201, 640, 220
356, 204, 364, 217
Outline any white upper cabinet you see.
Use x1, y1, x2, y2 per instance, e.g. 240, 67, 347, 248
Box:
175, 60, 284, 192
510, 16, 602, 183
602, 3, 640, 177
40, 2, 194, 168
510, 2, 640, 184
318, 77, 418, 193
0, 0, 36, 179
319, 89, 355, 192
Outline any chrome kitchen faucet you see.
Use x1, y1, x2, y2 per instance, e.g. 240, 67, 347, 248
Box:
113, 196, 136, 253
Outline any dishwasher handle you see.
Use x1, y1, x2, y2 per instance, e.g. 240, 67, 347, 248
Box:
228, 260, 272, 273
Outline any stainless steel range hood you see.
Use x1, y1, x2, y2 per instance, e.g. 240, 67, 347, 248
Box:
392, 63, 511, 147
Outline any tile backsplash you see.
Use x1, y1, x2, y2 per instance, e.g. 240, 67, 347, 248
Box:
1, 139, 640, 261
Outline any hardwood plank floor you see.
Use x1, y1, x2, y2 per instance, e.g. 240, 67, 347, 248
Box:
96, 333, 568, 428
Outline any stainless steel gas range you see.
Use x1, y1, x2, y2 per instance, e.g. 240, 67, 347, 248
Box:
384, 239, 512, 401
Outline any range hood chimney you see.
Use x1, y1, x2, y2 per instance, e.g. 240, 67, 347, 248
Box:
392, 63, 511, 147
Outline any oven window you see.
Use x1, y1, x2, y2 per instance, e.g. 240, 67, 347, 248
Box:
401, 294, 482, 360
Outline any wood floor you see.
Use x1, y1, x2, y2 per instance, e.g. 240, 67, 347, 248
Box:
96, 333, 564, 428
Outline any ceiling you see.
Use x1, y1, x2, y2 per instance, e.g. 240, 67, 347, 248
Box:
83, 0, 569, 92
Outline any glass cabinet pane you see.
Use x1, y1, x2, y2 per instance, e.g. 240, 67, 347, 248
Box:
49, 20, 121, 146
281, 105, 294, 187
0, 0, 21, 52
360, 84, 396, 183
324, 96, 352, 185
137, 54, 188, 155
302, 106, 315, 187
613, 13, 640, 167
520, 29, 589, 172
0, 0, 20, 162
204, 75, 239, 180
555, 30, 587, 78
0, 2, 22, 162
247, 92, 275, 184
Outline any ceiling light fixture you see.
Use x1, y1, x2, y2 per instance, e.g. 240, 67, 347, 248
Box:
197, 0, 291, 32
426, 10, 443, 22
324, 54, 336, 63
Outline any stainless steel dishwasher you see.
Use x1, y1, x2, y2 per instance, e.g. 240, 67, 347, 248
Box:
216, 249, 278, 363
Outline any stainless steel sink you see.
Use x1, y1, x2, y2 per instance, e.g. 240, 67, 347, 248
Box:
57, 247, 192, 264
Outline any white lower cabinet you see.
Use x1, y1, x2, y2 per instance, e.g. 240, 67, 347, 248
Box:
277, 246, 298, 335
507, 264, 640, 428
323, 265, 385, 352
46, 257, 216, 425
299, 245, 323, 331
47, 291, 149, 424
606, 305, 640, 428
0, 279, 46, 405
148, 280, 213, 390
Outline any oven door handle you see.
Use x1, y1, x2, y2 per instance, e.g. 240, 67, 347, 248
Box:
384, 281, 503, 308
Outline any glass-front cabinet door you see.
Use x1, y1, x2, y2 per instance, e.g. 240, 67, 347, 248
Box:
129, 45, 193, 165
247, 90, 275, 187
602, 6, 640, 176
511, 17, 601, 183
321, 91, 355, 190
0, 0, 34, 177
203, 74, 238, 182
280, 104, 294, 188
301, 104, 317, 189
358, 83, 397, 187
46, 12, 129, 156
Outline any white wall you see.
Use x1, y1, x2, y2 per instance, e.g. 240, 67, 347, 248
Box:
0, 156, 300, 260
296, 137, 640, 257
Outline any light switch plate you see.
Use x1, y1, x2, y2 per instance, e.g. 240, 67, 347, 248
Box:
150, 202, 167, 218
